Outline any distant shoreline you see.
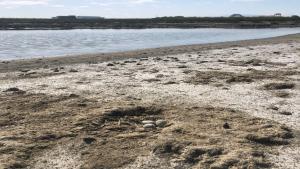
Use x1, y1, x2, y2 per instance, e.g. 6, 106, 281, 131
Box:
1, 16, 300, 30
1, 33, 300, 73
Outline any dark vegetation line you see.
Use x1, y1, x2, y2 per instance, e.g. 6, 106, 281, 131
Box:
1, 16, 300, 30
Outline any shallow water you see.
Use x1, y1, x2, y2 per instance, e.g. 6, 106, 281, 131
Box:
1, 28, 300, 60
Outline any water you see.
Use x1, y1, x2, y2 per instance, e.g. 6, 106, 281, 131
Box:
1, 28, 300, 60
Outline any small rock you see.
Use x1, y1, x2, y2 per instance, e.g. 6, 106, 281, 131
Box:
69, 69, 79, 72
156, 120, 167, 128
53, 68, 60, 72
83, 137, 96, 144
268, 105, 279, 111
223, 122, 230, 129
142, 120, 155, 125
4, 87, 21, 92
20, 69, 30, 73
279, 111, 293, 116
178, 65, 188, 69
143, 124, 156, 129
69, 94, 80, 98
107, 63, 114, 66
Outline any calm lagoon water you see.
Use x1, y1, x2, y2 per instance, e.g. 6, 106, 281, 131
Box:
1, 28, 300, 60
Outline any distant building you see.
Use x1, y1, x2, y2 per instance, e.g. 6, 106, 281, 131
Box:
76, 16, 104, 20
230, 14, 243, 18
274, 13, 282, 17
52, 15, 77, 20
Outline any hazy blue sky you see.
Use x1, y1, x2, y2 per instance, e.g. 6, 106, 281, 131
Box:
0, 0, 299, 18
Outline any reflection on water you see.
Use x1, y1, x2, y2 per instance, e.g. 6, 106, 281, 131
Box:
1, 28, 300, 60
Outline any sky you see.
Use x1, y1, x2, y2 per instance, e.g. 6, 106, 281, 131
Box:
0, 0, 299, 18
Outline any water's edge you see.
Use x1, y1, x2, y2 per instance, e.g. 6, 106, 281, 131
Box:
1, 28, 300, 60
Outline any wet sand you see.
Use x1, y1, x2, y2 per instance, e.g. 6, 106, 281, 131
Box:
0, 34, 299, 169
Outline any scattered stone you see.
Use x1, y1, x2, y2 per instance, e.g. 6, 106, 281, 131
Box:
69, 94, 80, 98
273, 51, 281, 55
182, 70, 193, 74
150, 69, 159, 73
78, 103, 87, 107
20, 69, 30, 73
268, 105, 279, 111
155, 74, 164, 78
263, 83, 295, 90
53, 68, 60, 72
164, 81, 178, 85
3, 87, 26, 94
196, 61, 208, 64
4, 87, 21, 92
245, 59, 262, 66
143, 124, 156, 129
107, 63, 114, 66
83, 137, 96, 144
124, 60, 137, 63
142, 120, 155, 125
223, 122, 230, 129
38, 134, 57, 141
279, 111, 293, 116
178, 65, 188, 69
115, 133, 147, 139
156, 120, 167, 128
143, 78, 161, 83
275, 91, 290, 98
69, 69, 79, 72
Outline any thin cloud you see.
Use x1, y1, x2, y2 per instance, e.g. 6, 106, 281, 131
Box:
0, 0, 49, 6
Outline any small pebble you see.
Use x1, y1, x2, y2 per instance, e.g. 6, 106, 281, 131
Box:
143, 124, 156, 129
142, 120, 155, 125
279, 111, 293, 116
223, 122, 230, 129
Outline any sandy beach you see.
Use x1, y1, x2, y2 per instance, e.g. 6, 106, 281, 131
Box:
0, 34, 299, 168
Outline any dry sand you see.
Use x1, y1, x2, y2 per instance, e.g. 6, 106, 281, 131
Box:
0, 35, 299, 169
